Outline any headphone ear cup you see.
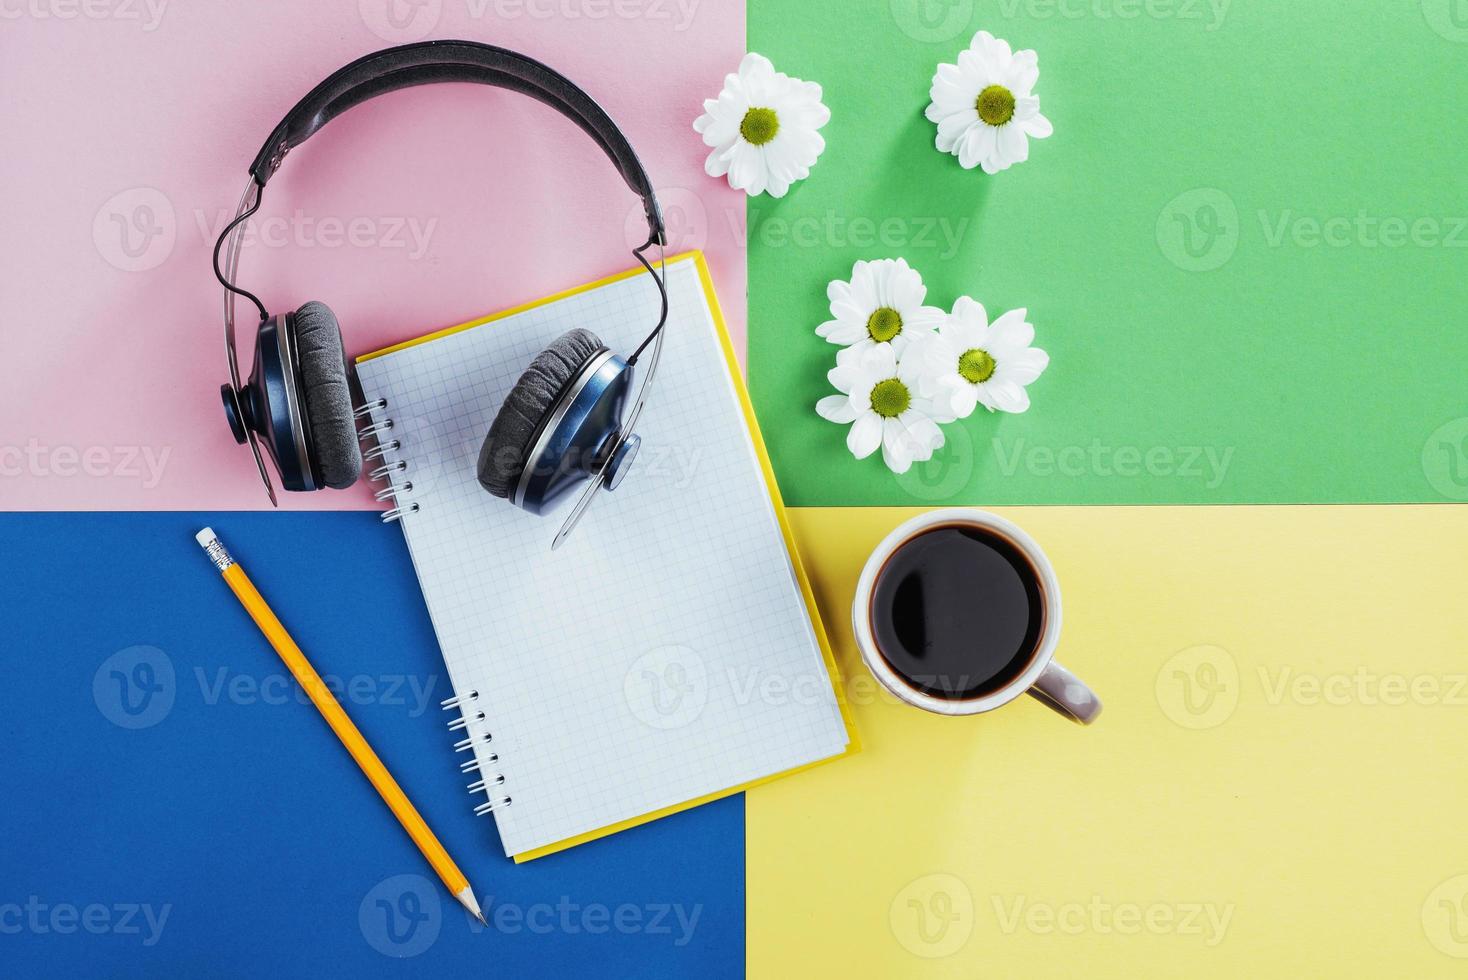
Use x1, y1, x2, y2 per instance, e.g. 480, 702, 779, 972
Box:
292, 301, 362, 490
478, 328, 604, 499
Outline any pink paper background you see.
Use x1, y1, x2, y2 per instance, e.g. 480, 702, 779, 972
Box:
1, 0, 746, 510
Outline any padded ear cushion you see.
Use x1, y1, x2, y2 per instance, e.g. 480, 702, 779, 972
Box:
477, 328, 604, 499
293, 301, 362, 490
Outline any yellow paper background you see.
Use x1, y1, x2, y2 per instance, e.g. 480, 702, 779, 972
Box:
749, 506, 1468, 977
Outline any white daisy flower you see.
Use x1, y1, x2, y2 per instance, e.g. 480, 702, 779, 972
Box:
924, 30, 1053, 174
918, 296, 1050, 419
816, 258, 944, 363
816, 344, 946, 475
694, 53, 830, 198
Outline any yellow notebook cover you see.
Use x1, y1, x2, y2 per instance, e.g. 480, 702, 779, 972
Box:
359, 251, 859, 862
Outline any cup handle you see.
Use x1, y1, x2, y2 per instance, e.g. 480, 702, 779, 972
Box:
1027, 660, 1102, 725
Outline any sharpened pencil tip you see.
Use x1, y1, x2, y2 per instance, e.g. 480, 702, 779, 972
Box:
455, 886, 486, 926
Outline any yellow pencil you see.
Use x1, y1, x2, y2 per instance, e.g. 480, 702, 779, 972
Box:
195, 527, 485, 924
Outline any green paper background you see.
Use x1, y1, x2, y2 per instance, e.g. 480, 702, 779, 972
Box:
747, 0, 1468, 506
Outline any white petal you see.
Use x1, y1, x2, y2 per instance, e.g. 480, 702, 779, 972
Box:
881, 418, 916, 474
985, 379, 1031, 413
987, 308, 1035, 350
861, 342, 898, 378
816, 394, 858, 423
958, 128, 985, 170
704, 146, 732, 179
1022, 111, 1053, 140
944, 382, 980, 421
816, 318, 865, 345
848, 413, 882, 459
999, 346, 1050, 385
997, 124, 1029, 166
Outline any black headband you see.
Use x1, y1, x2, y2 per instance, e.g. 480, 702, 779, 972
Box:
247, 39, 663, 245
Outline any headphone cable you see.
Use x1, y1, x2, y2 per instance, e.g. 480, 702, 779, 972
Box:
625, 235, 668, 367
212, 180, 271, 323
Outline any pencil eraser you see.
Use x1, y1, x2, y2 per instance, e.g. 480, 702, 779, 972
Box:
195, 527, 217, 548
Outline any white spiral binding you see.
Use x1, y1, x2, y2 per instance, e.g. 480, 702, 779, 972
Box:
441, 690, 511, 816
354, 398, 418, 523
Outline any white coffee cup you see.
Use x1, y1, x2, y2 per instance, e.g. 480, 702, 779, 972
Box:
851, 508, 1101, 724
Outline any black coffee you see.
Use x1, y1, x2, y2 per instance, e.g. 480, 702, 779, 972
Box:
870, 524, 1046, 701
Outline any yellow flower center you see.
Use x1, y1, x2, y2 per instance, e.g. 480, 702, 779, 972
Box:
740, 107, 780, 146
975, 85, 1016, 126
866, 307, 903, 343
959, 348, 996, 384
870, 378, 911, 418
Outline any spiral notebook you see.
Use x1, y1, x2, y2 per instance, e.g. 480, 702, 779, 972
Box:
354, 252, 856, 861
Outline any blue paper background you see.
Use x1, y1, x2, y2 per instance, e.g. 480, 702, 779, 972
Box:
0, 512, 742, 978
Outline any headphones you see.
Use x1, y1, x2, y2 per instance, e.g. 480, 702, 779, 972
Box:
215, 40, 667, 545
